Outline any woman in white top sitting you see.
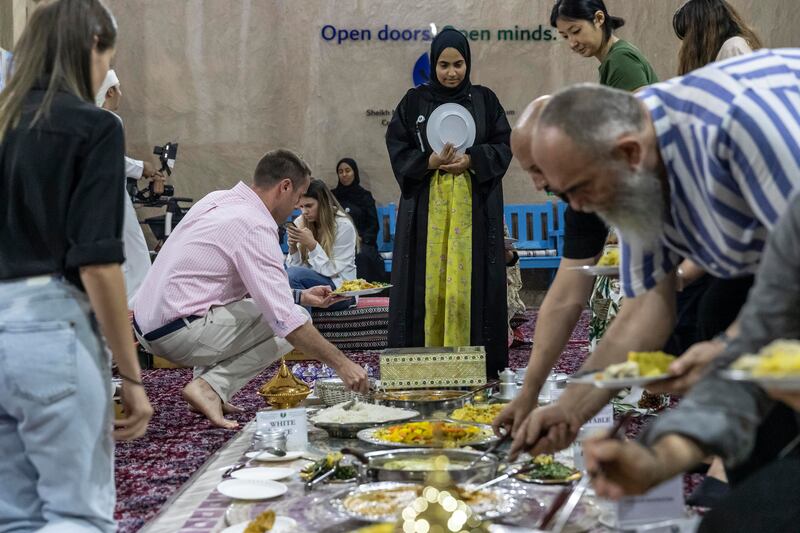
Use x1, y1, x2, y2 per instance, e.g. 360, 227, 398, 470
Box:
286, 178, 358, 310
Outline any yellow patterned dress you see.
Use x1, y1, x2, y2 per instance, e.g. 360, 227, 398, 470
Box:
424, 170, 472, 347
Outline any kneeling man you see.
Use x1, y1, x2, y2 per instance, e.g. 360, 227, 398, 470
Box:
134, 149, 368, 428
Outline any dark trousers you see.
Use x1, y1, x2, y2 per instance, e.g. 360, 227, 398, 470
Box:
355, 243, 388, 283
664, 275, 755, 355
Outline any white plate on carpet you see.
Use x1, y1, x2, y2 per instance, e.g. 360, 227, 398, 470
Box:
221, 516, 298, 533
216, 479, 287, 500
230, 466, 295, 481
245, 450, 304, 462
427, 103, 476, 153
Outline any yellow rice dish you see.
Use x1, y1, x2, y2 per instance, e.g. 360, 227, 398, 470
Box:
731, 339, 800, 377
373, 421, 485, 447
350, 526, 394, 533
628, 351, 675, 376
243, 510, 275, 533
596, 247, 620, 266
600, 351, 675, 379
334, 279, 388, 293
449, 403, 504, 425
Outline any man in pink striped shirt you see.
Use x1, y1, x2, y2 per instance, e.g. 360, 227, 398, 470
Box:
133, 149, 368, 429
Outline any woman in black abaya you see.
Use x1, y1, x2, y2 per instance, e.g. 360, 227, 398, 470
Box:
385, 27, 512, 378
332, 158, 386, 282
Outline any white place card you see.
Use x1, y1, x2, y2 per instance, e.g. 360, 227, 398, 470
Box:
585, 403, 614, 429
256, 407, 308, 451
615, 475, 685, 528
573, 403, 615, 471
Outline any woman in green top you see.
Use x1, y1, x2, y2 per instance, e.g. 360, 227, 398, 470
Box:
550, 0, 658, 346
550, 0, 657, 92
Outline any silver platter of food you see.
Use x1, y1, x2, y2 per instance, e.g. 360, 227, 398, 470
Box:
311, 411, 420, 439
310, 400, 421, 438
330, 481, 518, 523
372, 388, 481, 416
356, 419, 499, 449
345, 447, 500, 484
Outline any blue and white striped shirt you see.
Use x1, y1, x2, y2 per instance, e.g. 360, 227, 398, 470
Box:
622, 48, 800, 298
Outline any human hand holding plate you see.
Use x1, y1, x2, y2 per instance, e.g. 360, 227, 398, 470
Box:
429, 143, 457, 169
440, 153, 471, 175
301, 285, 348, 308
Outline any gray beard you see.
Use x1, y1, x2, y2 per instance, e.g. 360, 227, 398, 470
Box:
596, 167, 665, 246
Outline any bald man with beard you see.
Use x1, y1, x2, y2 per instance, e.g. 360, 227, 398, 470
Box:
494, 95, 610, 438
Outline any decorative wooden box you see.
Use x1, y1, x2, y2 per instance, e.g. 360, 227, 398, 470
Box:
379, 346, 487, 389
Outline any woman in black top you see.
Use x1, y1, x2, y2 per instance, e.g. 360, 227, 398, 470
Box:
385, 27, 512, 378
332, 157, 386, 282
0, 1, 152, 530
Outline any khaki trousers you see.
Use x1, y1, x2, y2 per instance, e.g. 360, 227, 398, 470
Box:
135, 299, 305, 402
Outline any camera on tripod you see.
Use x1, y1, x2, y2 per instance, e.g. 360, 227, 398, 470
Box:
153, 142, 178, 176
128, 142, 179, 205
126, 141, 192, 242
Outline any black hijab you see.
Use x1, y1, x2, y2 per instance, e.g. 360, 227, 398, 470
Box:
332, 157, 369, 203
426, 27, 472, 102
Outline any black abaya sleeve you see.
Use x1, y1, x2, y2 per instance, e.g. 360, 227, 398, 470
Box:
386, 90, 430, 190
467, 88, 512, 185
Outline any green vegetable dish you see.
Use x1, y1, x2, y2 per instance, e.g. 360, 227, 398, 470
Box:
516, 455, 580, 484
300, 452, 358, 482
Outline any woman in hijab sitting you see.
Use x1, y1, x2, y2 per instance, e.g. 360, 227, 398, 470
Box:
332, 158, 386, 282
385, 27, 513, 378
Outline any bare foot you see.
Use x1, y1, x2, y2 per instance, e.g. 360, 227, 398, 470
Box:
188, 402, 243, 415
182, 379, 238, 430
222, 402, 244, 414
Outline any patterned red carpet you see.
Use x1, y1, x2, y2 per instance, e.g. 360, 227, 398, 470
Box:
114, 310, 644, 532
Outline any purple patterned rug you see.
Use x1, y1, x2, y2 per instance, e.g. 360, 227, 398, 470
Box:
113, 309, 700, 532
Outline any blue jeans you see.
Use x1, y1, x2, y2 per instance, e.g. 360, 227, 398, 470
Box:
0, 277, 115, 533
286, 266, 354, 312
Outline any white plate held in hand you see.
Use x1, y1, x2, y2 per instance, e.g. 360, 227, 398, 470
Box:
216, 479, 287, 500
570, 372, 671, 389
427, 103, 476, 154
568, 265, 620, 277
720, 369, 800, 391
335, 284, 392, 297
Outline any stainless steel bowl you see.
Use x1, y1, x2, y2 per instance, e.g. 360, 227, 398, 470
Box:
344, 447, 500, 484
372, 389, 475, 416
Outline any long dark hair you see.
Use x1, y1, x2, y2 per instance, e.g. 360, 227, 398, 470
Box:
673, 0, 762, 75
297, 178, 356, 263
0, 0, 117, 143
550, 0, 625, 44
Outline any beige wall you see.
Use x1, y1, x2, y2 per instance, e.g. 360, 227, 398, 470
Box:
0, 0, 32, 51
103, 0, 798, 207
